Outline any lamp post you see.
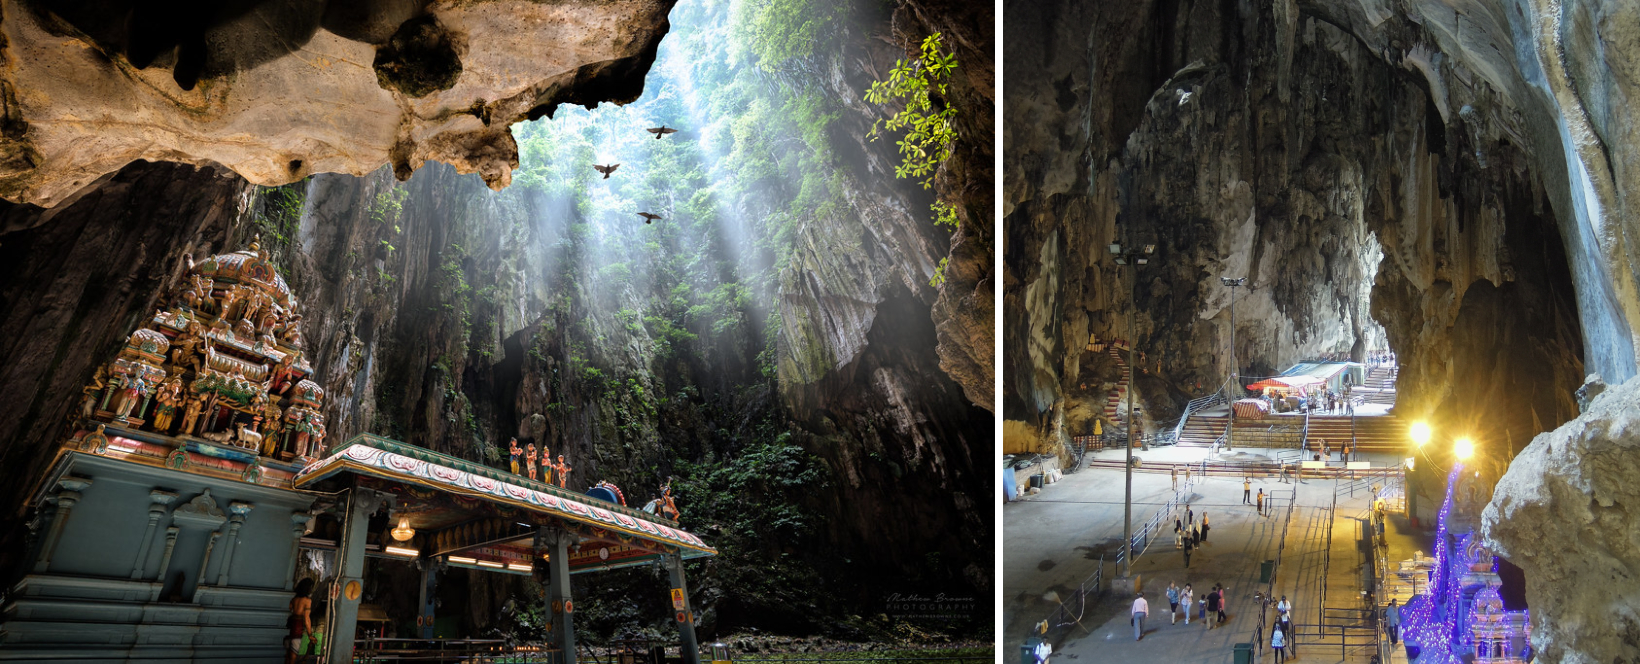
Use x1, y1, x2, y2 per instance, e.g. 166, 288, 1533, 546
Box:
1110, 240, 1154, 577
1220, 277, 1246, 450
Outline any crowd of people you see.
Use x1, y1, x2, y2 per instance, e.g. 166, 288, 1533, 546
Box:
1130, 583, 1232, 641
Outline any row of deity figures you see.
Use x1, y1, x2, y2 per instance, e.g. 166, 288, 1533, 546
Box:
508, 438, 572, 486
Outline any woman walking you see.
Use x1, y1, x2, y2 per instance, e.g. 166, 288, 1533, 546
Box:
1167, 583, 1180, 624
1201, 513, 1210, 542
1271, 624, 1287, 663
1180, 584, 1194, 625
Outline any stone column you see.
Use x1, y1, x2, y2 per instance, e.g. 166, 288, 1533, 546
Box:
215, 501, 254, 586
150, 527, 180, 601
663, 552, 700, 664
325, 487, 390, 664
34, 477, 93, 572
131, 490, 179, 579
536, 528, 577, 664
286, 512, 312, 591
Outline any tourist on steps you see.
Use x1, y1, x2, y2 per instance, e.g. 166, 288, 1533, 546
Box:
1385, 599, 1402, 645
1167, 583, 1180, 624
1131, 592, 1148, 641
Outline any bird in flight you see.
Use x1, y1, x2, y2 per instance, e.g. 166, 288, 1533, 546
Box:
636, 212, 663, 224
594, 164, 620, 179
646, 126, 679, 139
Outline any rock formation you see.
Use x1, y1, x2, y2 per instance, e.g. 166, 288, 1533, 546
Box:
0, 0, 677, 207
1484, 375, 1640, 664
1006, 1, 1608, 653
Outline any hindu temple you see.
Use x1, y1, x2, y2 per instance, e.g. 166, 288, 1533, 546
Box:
0, 239, 715, 662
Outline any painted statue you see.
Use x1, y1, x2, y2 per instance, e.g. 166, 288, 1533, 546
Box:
110, 372, 149, 422
553, 455, 571, 488
658, 482, 679, 520
539, 445, 553, 484
270, 352, 301, 395
79, 365, 107, 419
525, 443, 538, 480
508, 438, 522, 475
152, 375, 184, 432
259, 401, 283, 455
179, 394, 205, 436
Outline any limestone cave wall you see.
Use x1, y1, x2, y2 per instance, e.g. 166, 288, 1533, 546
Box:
1005, 0, 1627, 658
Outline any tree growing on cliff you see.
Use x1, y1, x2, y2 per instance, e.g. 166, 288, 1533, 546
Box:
864, 32, 960, 286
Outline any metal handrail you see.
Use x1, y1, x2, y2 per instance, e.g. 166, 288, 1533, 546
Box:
1172, 378, 1232, 441
1256, 487, 1300, 661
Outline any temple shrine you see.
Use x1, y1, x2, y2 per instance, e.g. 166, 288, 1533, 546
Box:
0, 239, 716, 663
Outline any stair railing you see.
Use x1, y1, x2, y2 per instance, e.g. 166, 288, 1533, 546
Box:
1172, 378, 1232, 442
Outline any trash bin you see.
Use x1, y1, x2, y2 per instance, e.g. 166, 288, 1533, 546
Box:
1259, 560, 1275, 583
1029, 474, 1045, 489
1233, 642, 1254, 664
1021, 638, 1042, 664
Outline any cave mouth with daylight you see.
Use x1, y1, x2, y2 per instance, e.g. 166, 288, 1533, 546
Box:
0, 0, 995, 661
1005, 2, 1632, 662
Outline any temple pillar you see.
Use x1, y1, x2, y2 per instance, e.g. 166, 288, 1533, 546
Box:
663, 552, 700, 664
416, 558, 440, 639
286, 512, 312, 591
34, 477, 92, 572
215, 501, 254, 586
325, 487, 390, 664
536, 527, 577, 664
131, 490, 178, 579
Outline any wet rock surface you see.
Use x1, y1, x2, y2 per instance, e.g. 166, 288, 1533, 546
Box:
1483, 375, 1640, 664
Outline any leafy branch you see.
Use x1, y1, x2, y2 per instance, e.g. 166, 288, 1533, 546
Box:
864, 32, 959, 190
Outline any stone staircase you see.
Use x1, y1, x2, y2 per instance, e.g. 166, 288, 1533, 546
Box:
1176, 414, 1227, 447
1102, 346, 1133, 421
1304, 414, 1407, 454
1358, 364, 1398, 405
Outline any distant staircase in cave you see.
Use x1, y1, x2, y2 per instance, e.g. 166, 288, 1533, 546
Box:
1358, 363, 1398, 405
1176, 415, 1227, 447
1302, 414, 1407, 454
1102, 345, 1134, 422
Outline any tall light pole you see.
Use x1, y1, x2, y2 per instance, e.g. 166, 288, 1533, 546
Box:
1221, 277, 1246, 450
1111, 240, 1154, 577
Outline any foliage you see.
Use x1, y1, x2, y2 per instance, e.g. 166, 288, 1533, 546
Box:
864, 33, 959, 190
733, 0, 849, 71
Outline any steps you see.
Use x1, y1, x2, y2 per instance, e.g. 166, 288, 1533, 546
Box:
1102, 346, 1134, 420
1176, 414, 1227, 447
1303, 415, 1407, 454
1358, 364, 1398, 405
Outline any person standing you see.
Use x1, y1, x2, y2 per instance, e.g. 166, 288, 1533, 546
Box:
1203, 587, 1219, 630
1172, 465, 1179, 491
285, 578, 315, 664
1385, 598, 1402, 645
1271, 624, 1287, 664
1175, 515, 1183, 534
1187, 507, 1195, 527
1191, 523, 1201, 547
1243, 477, 1252, 504
1182, 534, 1192, 567
1167, 583, 1180, 624
1256, 488, 1265, 515
1277, 595, 1291, 620
1184, 466, 1192, 486
1132, 592, 1149, 641
1181, 585, 1195, 625
1201, 513, 1210, 541
1215, 584, 1229, 624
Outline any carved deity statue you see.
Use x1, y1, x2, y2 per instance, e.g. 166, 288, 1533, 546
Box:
525, 443, 538, 481
80, 365, 108, 419
111, 373, 149, 422
279, 314, 304, 348
540, 445, 553, 484
508, 438, 522, 475
179, 394, 205, 436
658, 483, 679, 520
553, 455, 571, 488
152, 375, 184, 432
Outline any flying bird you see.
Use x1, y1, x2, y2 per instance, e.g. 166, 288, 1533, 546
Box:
646, 126, 679, 139
594, 164, 620, 179
637, 212, 663, 224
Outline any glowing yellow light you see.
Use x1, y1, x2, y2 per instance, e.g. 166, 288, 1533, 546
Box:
448, 556, 477, 565
1404, 457, 1416, 471
1455, 438, 1474, 460
477, 560, 504, 569
507, 563, 532, 572
383, 546, 419, 557
1409, 422, 1431, 447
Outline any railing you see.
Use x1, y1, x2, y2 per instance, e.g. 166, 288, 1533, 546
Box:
355, 637, 560, 663
1115, 474, 1200, 572
1039, 555, 1105, 645
1318, 491, 1338, 637
1254, 487, 1300, 662
1172, 379, 1232, 441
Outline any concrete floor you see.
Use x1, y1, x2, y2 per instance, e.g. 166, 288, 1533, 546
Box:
1005, 445, 1429, 664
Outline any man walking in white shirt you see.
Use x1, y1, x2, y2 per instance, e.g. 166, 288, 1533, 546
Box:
1132, 592, 1149, 641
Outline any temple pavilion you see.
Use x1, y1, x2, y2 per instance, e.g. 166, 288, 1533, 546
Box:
0, 238, 715, 663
